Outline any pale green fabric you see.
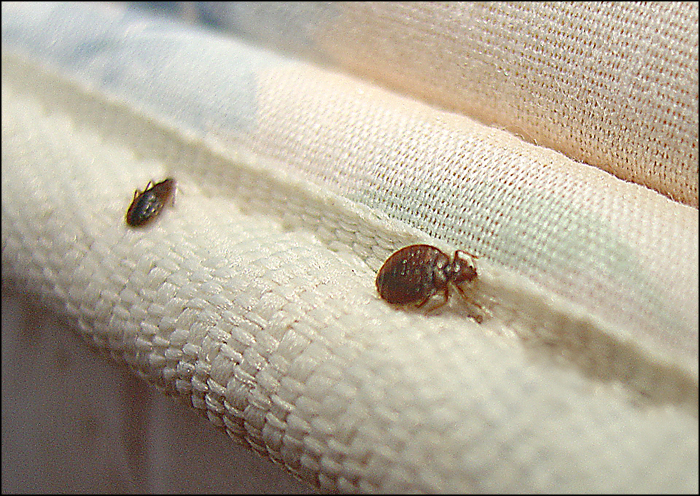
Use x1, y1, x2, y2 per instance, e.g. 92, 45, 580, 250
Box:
218, 2, 699, 207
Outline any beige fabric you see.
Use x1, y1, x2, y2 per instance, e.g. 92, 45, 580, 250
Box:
2, 3, 697, 493
222, 2, 699, 207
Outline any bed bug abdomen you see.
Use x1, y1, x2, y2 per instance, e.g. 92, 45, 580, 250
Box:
125, 178, 176, 228
376, 244, 451, 306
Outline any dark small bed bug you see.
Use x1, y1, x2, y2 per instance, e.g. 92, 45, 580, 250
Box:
125, 178, 176, 228
376, 244, 482, 318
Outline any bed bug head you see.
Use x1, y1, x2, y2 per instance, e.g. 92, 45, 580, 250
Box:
449, 250, 478, 286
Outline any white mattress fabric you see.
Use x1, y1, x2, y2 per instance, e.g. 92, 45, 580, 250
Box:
2, 3, 697, 493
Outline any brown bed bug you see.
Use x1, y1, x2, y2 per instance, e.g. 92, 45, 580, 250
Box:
376, 244, 482, 318
125, 178, 176, 227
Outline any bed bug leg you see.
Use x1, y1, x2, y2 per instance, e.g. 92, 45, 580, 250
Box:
458, 249, 479, 259
455, 284, 485, 323
416, 287, 450, 312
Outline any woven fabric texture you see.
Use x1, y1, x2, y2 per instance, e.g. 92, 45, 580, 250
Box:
211, 2, 699, 207
2, 3, 697, 493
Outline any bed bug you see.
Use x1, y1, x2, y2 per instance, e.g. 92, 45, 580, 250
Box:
125, 178, 176, 227
376, 244, 482, 318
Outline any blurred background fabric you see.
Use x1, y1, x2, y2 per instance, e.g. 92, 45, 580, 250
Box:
2, 2, 697, 493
